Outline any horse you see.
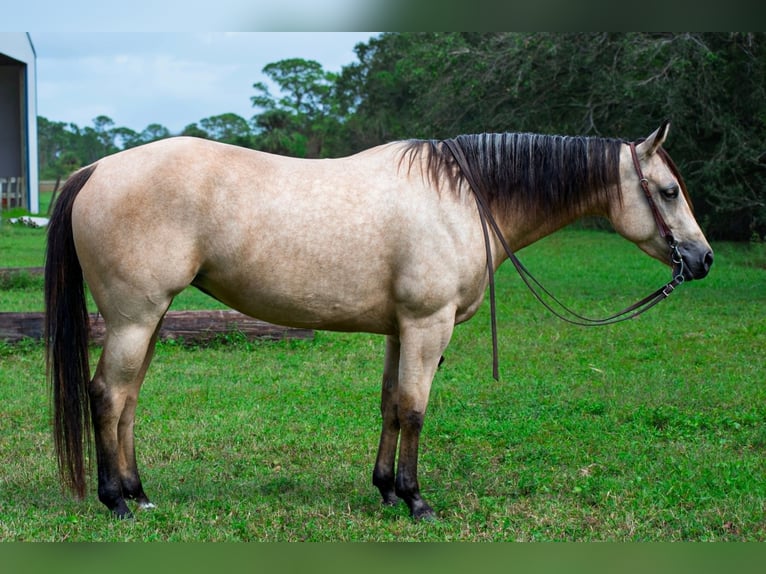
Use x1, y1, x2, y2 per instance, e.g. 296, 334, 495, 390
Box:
44, 121, 713, 520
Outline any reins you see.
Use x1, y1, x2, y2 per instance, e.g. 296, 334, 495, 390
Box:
443, 139, 686, 381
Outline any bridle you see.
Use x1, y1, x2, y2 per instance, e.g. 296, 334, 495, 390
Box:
629, 142, 686, 286
443, 139, 686, 380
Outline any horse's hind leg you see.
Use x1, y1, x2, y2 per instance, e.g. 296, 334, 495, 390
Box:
116, 321, 163, 510
372, 335, 401, 506
90, 319, 163, 518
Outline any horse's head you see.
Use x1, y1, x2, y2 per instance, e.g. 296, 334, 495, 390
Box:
611, 121, 713, 281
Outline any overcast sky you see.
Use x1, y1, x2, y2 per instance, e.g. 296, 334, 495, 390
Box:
30, 32, 377, 134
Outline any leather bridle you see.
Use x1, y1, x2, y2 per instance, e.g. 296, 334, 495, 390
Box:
629, 142, 686, 285
444, 139, 686, 380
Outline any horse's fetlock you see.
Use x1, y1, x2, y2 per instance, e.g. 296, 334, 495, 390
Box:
372, 468, 392, 489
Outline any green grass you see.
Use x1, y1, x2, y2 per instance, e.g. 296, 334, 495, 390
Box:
1, 224, 765, 541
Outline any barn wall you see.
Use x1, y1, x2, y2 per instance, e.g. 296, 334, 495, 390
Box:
0, 33, 38, 213
0, 62, 23, 179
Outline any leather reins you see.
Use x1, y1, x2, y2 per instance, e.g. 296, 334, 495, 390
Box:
443, 139, 686, 380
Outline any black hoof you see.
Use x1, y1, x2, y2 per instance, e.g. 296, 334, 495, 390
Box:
412, 506, 436, 521
109, 499, 134, 520
381, 493, 400, 506
407, 498, 435, 521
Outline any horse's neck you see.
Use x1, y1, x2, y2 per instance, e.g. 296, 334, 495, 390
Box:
490, 198, 608, 268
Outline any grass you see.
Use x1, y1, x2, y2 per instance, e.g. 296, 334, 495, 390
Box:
1, 222, 765, 541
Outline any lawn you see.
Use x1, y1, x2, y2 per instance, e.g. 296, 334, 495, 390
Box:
1, 221, 765, 541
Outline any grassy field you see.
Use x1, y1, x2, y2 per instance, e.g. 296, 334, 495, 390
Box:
0, 221, 765, 541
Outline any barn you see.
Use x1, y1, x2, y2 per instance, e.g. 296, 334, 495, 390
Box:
0, 33, 39, 214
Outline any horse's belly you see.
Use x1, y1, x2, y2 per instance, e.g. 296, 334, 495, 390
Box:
192, 270, 397, 334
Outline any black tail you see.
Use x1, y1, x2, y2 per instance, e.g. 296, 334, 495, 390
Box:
44, 164, 98, 499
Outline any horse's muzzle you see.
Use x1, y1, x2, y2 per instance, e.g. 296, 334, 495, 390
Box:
678, 244, 714, 281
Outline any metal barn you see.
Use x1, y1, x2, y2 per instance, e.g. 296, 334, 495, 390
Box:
0, 33, 39, 214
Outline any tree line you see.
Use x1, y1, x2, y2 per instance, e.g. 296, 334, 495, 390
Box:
38, 33, 766, 241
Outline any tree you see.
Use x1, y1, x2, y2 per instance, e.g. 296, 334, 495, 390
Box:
112, 126, 142, 150
252, 109, 307, 157
251, 58, 340, 157
180, 123, 209, 139
333, 33, 430, 149
37, 116, 73, 178
199, 113, 253, 147
92, 115, 117, 154
139, 123, 171, 143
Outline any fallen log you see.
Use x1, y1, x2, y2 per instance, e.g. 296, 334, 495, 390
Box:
0, 310, 313, 344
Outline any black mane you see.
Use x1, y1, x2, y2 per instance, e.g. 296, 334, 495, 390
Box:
400, 132, 625, 218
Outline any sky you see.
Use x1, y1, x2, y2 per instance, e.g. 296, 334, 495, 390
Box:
29, 32, 377, 134
9, 0, 389, 32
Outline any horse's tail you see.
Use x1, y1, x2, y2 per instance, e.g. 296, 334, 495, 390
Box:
44, 164, 98, 499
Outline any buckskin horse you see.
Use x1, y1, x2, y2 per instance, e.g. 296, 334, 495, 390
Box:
45, 121, 713, 520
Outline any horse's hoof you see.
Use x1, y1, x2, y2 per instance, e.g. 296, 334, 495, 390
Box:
112, 508, 134, 520
110, 500, 134, 520
410, 502, 436, 521
381, 494, 400, 506
138, 501, 157, 510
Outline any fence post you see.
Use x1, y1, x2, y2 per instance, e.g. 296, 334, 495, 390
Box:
0, 177, 6, 221
11, 177, 18, 209
10, 177, 17, 209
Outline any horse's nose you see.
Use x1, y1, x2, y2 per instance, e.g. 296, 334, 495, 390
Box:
681, 245, 714, 280
696, 250, 714, 279
704, 250, 714, 273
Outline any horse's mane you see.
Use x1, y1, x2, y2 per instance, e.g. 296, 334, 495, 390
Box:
399, 133, 625, 218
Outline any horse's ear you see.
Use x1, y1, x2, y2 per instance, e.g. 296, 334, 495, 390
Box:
636, 120, 670, 158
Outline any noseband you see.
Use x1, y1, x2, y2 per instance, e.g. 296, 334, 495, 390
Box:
444, 139, 686, 380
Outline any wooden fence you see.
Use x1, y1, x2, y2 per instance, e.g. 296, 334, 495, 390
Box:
0, 176, 26, 210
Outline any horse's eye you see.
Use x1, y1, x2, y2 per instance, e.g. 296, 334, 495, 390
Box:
660, 185, 679, 199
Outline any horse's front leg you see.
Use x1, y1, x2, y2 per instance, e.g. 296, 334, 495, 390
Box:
394, 312, 455, 520
372, 335, 401, 506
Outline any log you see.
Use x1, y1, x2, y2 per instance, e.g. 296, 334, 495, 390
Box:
0, 310, 313, 344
